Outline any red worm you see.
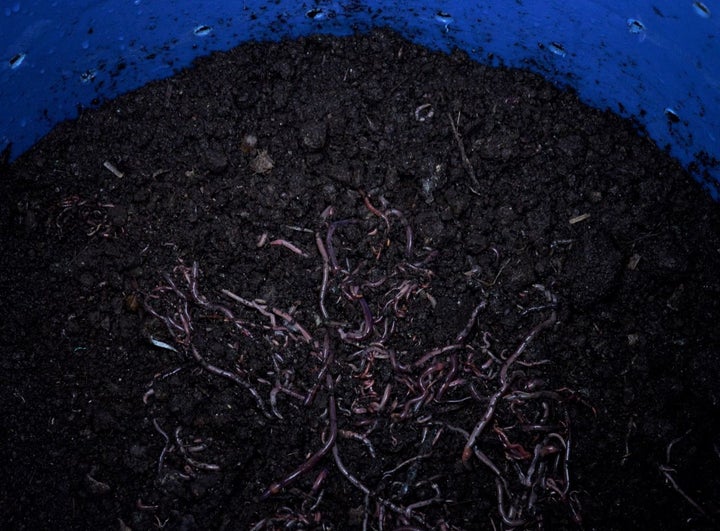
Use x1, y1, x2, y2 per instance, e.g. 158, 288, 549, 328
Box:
261, 373, 336, 498
325, 219, 357, 270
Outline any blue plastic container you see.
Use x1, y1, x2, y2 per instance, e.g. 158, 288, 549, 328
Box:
2, 1, 719, 197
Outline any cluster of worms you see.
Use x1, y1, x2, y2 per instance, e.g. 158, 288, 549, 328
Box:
53, 194, 122, 239
140, 195, 583, 529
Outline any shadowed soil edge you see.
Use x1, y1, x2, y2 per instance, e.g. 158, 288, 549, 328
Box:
1, 30, 719, 530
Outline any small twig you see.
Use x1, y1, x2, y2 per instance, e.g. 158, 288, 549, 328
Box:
447, 112, 482, 194
659, 465, 708, 518
659, 430, 708, 519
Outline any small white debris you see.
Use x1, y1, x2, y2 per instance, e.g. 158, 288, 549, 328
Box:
627, 253, 641, 270
149, 337, 178, 352
103, 161, 124, 178
569, 213, 590, 225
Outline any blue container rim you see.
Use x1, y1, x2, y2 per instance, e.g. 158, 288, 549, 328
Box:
1, 1, 718, 197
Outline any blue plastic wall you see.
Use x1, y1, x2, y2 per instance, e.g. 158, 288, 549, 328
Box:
1, 1, 719, 196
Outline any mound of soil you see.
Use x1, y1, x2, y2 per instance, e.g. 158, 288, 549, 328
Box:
2, 29, 719, 530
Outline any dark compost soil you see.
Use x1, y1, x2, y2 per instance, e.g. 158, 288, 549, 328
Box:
2, 29, 720, 531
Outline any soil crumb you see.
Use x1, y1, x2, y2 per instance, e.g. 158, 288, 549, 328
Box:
1, 29, 719, 530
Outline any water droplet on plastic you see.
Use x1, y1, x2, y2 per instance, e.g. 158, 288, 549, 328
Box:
547, 42, 566, 57
435, 11, 454, 26
692, 2, 711, 18
193, 25, 212, 37
80, 69, 97, 84
626, 18, 646, 34
306, 8, 326, 21
664, 107, 680, 124
9, 52, 26, 69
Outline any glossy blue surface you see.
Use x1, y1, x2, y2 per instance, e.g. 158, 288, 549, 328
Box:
1, 1, 718, 195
